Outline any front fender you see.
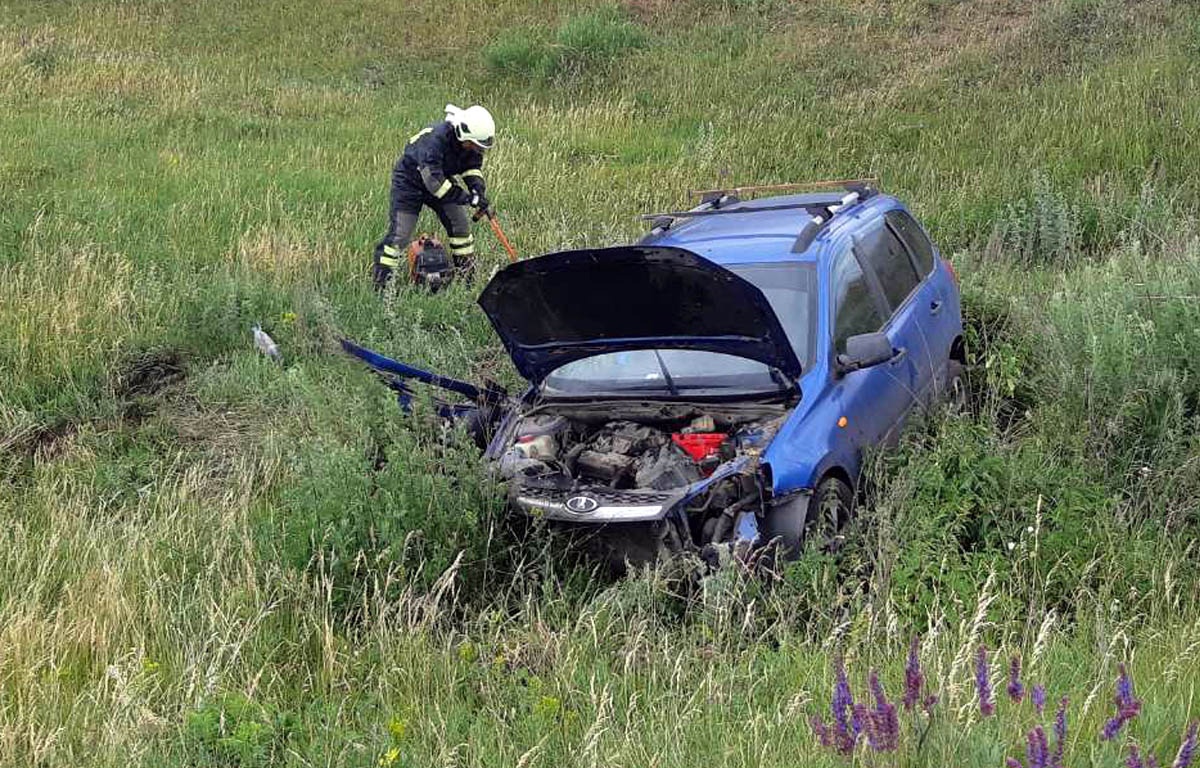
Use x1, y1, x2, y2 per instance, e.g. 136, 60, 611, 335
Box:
760, 415, 861, 495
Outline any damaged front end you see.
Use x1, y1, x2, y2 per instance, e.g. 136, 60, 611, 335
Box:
488, 400, 788, 571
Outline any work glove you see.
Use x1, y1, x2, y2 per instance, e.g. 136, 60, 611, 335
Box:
465, 178, 488, 209
444, 185, 472, 206
465, 176, 485, 192
468, 190, 489, 211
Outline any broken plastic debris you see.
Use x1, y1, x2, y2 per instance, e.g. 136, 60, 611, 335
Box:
252, 324, 282, 364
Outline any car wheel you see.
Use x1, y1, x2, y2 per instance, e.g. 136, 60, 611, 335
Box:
806, 475, 854, 553
761, 475, 854, 561
760, 493, 807, 562
945, 360, 967, 413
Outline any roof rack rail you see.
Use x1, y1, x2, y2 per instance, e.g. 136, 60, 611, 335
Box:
790, 188, 871, 252
642, 192, 742, 236
688, 177, 880, 200
639, 182, 876, 224
638, 181, 879, 252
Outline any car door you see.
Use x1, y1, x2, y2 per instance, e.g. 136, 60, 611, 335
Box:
886, 209, 954, 400
828, 243, 912, 447
852, 218, 935, 432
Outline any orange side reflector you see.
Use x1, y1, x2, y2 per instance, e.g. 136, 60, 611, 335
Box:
837, 416, 848, 428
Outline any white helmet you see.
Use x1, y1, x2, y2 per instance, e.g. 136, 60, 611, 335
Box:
445, 103, 495, 150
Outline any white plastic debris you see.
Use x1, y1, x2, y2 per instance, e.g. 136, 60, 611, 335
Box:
252, 324, 282, 364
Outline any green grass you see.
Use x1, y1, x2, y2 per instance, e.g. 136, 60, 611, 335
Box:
2, 0, 1200, 765
485, 5, 647, 82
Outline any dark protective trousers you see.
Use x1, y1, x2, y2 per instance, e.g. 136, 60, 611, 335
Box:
372, 180, 475, 289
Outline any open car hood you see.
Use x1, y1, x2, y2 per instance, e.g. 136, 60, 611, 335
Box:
477, 245, 803, 384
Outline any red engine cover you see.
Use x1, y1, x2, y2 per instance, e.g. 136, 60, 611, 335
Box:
671, 432, 727, 463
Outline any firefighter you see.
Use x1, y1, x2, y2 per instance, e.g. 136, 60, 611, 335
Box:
372, 104, 495, 289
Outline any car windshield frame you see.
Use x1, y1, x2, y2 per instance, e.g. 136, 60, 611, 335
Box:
539, 261, 817, 399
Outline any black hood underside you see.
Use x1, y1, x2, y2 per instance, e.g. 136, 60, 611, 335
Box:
477, 245, 804, 383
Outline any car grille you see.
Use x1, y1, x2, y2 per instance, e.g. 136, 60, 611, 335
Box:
519, 487, 674, 506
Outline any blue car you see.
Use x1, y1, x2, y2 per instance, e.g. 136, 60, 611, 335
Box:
344, 184, 964, 569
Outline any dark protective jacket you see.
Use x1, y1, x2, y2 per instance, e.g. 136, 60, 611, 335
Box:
393, 121, 485, 205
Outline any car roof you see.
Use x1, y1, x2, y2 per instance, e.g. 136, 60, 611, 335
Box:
644, 191, 900, 266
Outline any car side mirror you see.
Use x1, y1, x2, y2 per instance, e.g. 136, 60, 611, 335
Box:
836, 332, 894, 375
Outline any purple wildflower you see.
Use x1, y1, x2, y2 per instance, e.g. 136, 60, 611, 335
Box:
1116, 664, 1133, 703
1132, 746, 1162, 768
852, 703, 868, 741
874, 711, 899, 751
1032, 684, 1047, 715
904, 636, 924, 712
1008, 760, 1025, 768
923, 692, 938, 713
1052, 696, 1068, 768
1117, 664, 1142, 719
811, 659, 860, 755
1027, 726, 1050, 768
976, 646, 995, 717
831, 659, 858, 754
1174, 720, 1199, 768
859, 705, 881, 751
1102, 664, 1142, 741
1129, 745, 1147, 768
864, 670, 899, 752
867, 670, 886, 704
1009, 656, 1026, 702
810, 715, 832, 748
1104, 715, 1129, 742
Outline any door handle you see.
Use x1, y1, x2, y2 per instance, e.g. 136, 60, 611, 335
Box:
930, 300, 943, 316
890, 346, 908, 365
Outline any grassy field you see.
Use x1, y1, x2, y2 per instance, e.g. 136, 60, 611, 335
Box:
3, 0, 1200, 765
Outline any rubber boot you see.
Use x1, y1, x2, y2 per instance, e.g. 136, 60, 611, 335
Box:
373, 243, 403, 291
372, 261, 393, 291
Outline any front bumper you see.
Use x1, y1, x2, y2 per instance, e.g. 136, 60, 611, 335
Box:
509, 454, 757, 525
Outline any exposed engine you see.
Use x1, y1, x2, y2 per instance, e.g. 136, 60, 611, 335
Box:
501, 417, 724, 488
495, 404, 783, 569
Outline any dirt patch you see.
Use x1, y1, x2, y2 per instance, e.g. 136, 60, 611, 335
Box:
113, 348, 187, 399
2, 349, 189, 472
0, 418, 78, 463
29, 419, 76, 459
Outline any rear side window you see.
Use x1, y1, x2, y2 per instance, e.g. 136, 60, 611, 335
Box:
887, 210, 935, 277
856, 222, 919, 311
831, 247, 885, 354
